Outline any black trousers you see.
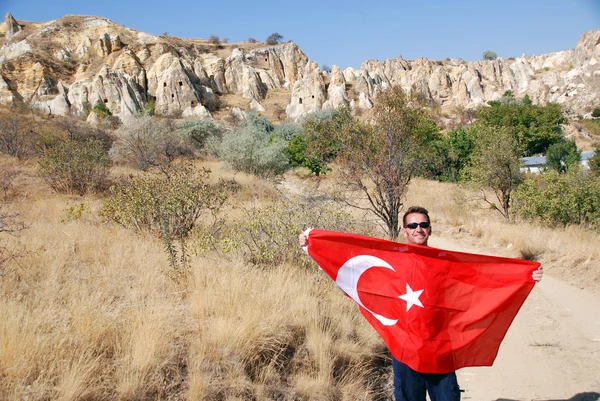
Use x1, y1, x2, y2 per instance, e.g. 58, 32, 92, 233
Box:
392, 356, 461, 401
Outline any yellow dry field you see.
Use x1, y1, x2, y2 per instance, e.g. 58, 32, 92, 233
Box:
1, 154, 598, 400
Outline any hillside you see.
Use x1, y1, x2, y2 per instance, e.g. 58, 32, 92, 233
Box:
0, 12, 599, 129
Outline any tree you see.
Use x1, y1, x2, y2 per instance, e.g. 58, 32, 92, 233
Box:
482, 50, 498, 60
545, 139, 581, 173
335, 86, 437, 240
464, 125, 523, 219
209, 35, 222, 49
476, 101, 565, 156
592, 108, 600, 118
266, 32, 283, 45
287, 107, 352, 176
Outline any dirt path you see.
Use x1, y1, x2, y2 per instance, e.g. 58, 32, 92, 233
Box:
430, 236, 600, 401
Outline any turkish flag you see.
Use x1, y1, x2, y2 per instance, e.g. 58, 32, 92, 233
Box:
304, 228, 539, 374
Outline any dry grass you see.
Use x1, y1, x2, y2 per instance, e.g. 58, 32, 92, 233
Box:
0, 157, 390, 400
2, 149, 599, 399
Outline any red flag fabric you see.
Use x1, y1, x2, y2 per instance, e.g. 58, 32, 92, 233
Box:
304, 228, 539, 374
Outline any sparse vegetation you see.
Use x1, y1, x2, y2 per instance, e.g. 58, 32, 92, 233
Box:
37, 138, 112, 195
482, 50, 498, 60
217, 113, 289, 177
266, 32, 283, 45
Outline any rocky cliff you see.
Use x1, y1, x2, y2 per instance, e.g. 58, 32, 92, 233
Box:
0, 13, 598, 122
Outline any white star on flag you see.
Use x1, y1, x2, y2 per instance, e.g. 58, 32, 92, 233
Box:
399, 283, 424, 311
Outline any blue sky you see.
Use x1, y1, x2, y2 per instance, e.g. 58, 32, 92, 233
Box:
1, 0, 599, 69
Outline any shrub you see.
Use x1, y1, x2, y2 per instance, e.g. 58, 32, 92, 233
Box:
266, 32, 283, 45
209, 35, 222, 49
0, 114, 37, 159
38, 138, 112, 195
176, 119, 224, 152
248, 37, 257, 43
100, 164, 230, 274
274, 122, 303, 141
144, 98, 156, 116
224, 194, 372, 266
513, 168, 600, 230
218, 114, 289, 177
482, 50, 497, 60
592, 108, 600, 118
111, 114, 195, 171
92, 103, 112, 117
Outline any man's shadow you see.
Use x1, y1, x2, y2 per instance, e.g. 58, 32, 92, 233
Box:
496, 392, 600, 401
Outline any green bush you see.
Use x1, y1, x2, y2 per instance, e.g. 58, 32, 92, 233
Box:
100, 164, 230, 274
38, 138, 112, 195
218, 114, 289, 177
92, 103, 112, 117
512, 168, 600, 230
592, 108, 600, 118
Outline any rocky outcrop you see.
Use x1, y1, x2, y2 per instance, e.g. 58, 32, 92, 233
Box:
0, 13, 598, 121
4, 13, 22, 40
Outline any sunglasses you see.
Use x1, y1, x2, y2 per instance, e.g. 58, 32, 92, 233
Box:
405, 222, 430, 229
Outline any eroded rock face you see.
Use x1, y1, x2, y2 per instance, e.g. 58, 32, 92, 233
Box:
4, 12, 22, 40
0, 13, 598, 121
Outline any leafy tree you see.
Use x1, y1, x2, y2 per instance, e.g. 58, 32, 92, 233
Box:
545, 139, 581, 173
290, 107, 352, 176
464, 125, 522, 219
427, 127, 476, 182
476, 101, 565, 156
266, 32, 283, 45
482, 50, 498, 60
335, 86, 437, 240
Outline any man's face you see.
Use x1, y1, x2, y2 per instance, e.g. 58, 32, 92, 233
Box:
402, 213, 431, 246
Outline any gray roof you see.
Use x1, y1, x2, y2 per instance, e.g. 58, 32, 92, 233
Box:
521, 151, 595, 167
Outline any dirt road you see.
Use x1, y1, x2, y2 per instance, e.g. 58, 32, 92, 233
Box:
430, 236, 600, 401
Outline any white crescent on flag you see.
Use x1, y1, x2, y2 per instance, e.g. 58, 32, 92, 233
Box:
335, 255, 399, 326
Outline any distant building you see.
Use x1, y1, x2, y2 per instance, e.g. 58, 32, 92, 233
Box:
520, 150, 596, 173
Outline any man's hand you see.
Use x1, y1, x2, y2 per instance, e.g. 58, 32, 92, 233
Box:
532, 266, 543, 282
299, 233, 307, 247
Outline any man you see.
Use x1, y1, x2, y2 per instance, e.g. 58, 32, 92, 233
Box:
299, 205, 543, 401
